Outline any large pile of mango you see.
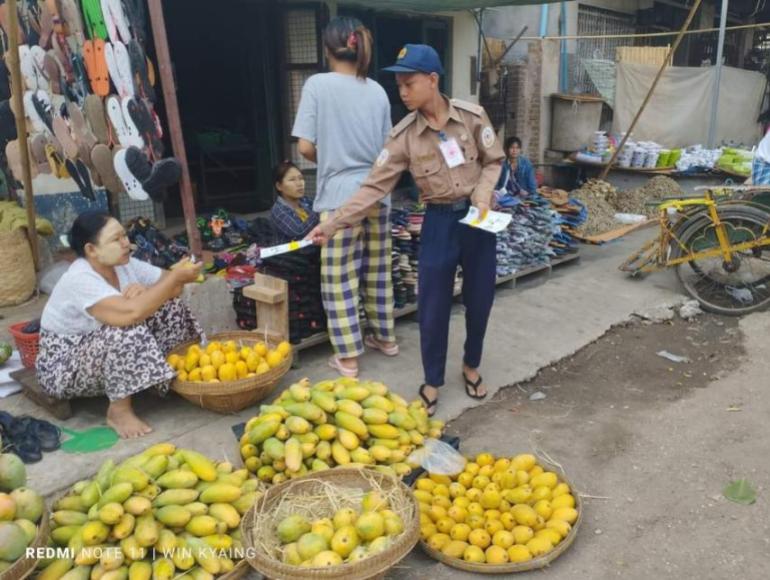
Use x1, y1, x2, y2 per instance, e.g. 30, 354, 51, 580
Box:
418, 453, 579, 566
167, 339, 291, 383
42, 444, 261, 580
239, 378, 444, 484
275, 490, 405, 568
0, 453, 46, 572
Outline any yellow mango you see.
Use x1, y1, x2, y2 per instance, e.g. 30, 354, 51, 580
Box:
180, 450, 218, 482
207, 503, 240, 529
133, 515, 159, 548
334, 412, 368, 438
155, 506, 192, 528
127, 562, 151, 580
199, 484, 241, 505
156, 470, 198, 489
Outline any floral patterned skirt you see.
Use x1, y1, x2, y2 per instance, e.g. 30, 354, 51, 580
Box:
36, 298, 203, 402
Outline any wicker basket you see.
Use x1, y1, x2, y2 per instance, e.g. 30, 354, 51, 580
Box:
169, 331, 292, 413
242, 468, 421, 580
417, 458, 583, 574
0, 229, 36, 307
0, 505, 49, 580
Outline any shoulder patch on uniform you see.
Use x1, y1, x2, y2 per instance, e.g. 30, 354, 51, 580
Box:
451, 99, 484, 116
482, 126, 496, 149
390, 112, 417, 137
376, 148, 390, 167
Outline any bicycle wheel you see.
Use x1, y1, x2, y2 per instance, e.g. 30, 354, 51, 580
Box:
671, 204, 770, 315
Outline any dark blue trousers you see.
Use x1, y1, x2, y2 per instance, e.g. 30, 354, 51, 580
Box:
418, 203, 497, 387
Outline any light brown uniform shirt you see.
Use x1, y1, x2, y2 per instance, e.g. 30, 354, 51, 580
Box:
320, 97, 505, 236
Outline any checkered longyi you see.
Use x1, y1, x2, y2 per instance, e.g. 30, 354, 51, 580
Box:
320, 205, 396, 358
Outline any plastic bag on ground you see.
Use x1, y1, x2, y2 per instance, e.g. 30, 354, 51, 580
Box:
408, 438, 467, 476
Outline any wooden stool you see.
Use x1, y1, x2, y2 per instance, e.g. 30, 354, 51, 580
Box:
10, 368, 72, 420
242, 272, 289, 339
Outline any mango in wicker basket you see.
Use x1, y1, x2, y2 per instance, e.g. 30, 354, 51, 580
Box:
274, 489, 405, 568
418, 452, 579, 565
170, 339, 292, 383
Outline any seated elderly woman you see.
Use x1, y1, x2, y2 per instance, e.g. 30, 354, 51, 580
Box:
36, 211, 203, 439
269, 160, 319, 241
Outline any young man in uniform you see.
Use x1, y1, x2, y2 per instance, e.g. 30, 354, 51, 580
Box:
307, 44, 504, 416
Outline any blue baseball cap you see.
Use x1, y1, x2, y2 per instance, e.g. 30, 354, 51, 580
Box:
382, 44, 444, 75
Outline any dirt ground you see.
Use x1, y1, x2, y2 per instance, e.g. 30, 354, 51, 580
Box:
397, 312, 770, 579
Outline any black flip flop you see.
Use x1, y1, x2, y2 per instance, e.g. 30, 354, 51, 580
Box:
125, 145, 152, 180
142, 158, 181, 202
127, 40, 154, 102
31, 92, 53, 134
418, 384, 438, 418
463, 372, 487, 400
127, 98, 162, 158
65, 158, 95, 201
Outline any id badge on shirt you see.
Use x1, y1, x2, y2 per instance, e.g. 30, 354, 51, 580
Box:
439, 138, 465, 169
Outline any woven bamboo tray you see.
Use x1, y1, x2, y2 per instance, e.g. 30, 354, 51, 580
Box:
417, 458, 583, 574
0, 505, 49, 580
170, 331, 292, 413
242, 468, 421, 580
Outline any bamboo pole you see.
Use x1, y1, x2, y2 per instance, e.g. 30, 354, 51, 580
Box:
514, 19, 770, 42
6, 0, 39, 270
146, 0, 202, 257
599, 0, 703, 181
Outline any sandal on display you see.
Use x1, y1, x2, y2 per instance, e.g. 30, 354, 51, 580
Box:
113, 146, 148, 200
91, 143, 124, 193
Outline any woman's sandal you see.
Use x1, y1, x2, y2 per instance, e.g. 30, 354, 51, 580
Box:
419, 384, 438, 417
463, 372, 488, 401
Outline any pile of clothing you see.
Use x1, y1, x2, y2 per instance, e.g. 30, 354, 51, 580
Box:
127, 217, 188, 269
538, 187, 585, 254
390, 205, 423, 309
494, 192, 555, 277
262, 252, 326, 343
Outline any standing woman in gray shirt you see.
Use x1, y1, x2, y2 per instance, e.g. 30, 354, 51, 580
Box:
293, 16, 398, 377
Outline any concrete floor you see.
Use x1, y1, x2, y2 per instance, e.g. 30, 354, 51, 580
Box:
0, 229, 688, 498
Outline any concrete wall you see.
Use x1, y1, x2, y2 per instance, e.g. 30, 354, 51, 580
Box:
440, 11, 481, 103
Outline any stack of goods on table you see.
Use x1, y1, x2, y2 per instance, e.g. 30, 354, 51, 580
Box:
417, 452, 580, 568
3, 0, 182, 202
227, 217, 326, 343
538, 187, 586, 254
717, 148, 754, 177
494, 192, 555, 277
390, 205, 423, 309
44, 443, 261, 579
262, 253, 326, 343
0, 452, 47, 575
239, 377, 444, 485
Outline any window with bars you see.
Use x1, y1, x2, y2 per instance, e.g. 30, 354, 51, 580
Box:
283, 7, 322, 191
573, 5, 637, 95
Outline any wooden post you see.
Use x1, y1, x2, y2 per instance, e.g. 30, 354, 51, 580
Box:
146, 0, 202, 257
599, 0, 703, 181
6, 0, 39, 270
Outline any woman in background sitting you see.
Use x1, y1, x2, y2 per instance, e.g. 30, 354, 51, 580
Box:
269, 161, 319, 241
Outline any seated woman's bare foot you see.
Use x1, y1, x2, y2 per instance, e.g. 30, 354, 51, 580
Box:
107, 398, 153, 439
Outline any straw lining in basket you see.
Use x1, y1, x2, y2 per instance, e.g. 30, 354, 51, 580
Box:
169, 331, 292, 413
417, 458, 583, 574
0, 505, 49, 580
242, 468, 421, 580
